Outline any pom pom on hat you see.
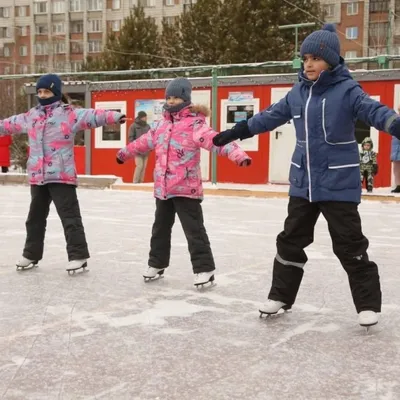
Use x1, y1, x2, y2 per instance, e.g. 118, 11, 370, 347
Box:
322, 23, 336, 33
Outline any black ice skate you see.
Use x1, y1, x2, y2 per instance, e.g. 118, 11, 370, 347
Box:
16, 257, 39, 271
143, 267, 165, 282
194, 271, 215, 288
259, 300, 291, 318
66, 259, 88, 275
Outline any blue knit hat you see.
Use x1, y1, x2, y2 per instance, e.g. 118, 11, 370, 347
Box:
300, 24, 341, 67
36, 74, 62, 104
165, 77, 192, 102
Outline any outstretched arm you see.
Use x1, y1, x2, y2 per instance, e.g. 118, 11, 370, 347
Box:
116, 129, 155, 163
72, 108, 125, 133
193, 120, 251, 166
0, 112, 30, 135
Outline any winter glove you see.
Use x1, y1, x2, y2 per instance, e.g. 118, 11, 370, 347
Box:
212, 120, 254, 147
116, 150, 125, 164
372, 164, 378, 174
240, 159, 252, 167
119, 115, 127, 124
116, 156, 124, 164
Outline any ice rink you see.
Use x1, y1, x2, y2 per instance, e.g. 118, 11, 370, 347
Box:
1, 185, 399, 400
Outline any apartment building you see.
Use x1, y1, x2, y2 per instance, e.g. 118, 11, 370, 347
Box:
0, 0, 196, 75
320, 0, 398, 60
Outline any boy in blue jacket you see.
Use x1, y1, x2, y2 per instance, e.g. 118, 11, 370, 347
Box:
213, 24, 400, 328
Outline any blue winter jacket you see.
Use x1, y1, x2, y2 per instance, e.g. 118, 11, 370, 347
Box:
248, 61, 399, 203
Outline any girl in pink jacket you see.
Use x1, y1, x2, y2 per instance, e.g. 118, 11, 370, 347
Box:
0, 74, 126, 274
117, 77, 251, 287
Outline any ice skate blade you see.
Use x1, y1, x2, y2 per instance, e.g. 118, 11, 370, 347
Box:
66, 262, 88, 275
259, 307, 292, 318
16, 262, 38, 271
194, 274, 215, 289
143, 270, 165, 282
195, 281, 216, 290
360, 321, 378, 333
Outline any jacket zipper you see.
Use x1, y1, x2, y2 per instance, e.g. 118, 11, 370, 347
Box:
304, 84, 314, 202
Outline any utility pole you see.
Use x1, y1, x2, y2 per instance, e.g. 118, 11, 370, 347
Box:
278, 22, 316, 69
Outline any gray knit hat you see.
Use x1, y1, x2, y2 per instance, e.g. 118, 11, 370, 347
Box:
300, 23, 341, 67
165, 77, 192, 102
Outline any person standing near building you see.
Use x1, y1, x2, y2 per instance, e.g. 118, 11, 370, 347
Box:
128, 111, 150, 183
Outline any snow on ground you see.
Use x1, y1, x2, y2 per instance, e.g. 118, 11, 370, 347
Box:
0, 185, 399, 400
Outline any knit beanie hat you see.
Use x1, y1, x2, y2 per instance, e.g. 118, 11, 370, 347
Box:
36, 73, 63, 106
165, 77, 192, 102
300, 23, 341, 67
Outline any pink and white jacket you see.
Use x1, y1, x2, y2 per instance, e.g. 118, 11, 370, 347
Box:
117, 105, 251, 200
0, 101, 123, 186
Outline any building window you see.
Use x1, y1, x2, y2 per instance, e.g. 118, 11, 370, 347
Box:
54, 42, 66, 54
71, 21, 83, 33
88, 19, 102, 32
4, 66, 11, 74
347, 2, 359, 15
35, 42, 49, 55
345, 50, 357, 59
163, 16, 177, 25
88, 0, 103, 11
0, 27, 11, 38
88, 40, 102, 52
112, 0, 121, 9
139, 0, 155, 7
17, 6, 27, 17
323, 4, 335, 18
19, 26, 28, 36
111, 20, 121, 31
370, 0, 389, 13
346, 27, 358, 39
70, 61, 82, 72
52, 1, 65, 13
19, 46, 28, 56
70, 0, 84, 12
0, 7, 11, 18
34, 1, 48, 14
19, 65, 29, 74
52, 22, 65, 34
71, 41, 84, 53
369, 22, 388, 38
35, 24, 48, 35
165, 0, 175, 5
3, 47, 10, 57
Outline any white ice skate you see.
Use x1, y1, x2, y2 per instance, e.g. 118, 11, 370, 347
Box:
143, 266, 165, 282
259, 300, 291, 318
194, 271, 215, 288
16, 256, 39, 271
66, 259, 88, 275
358, 311, 378, 331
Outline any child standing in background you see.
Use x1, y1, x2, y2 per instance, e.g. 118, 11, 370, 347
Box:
117, 77, 251, 287
0, 73, 126, 273
359, 137, 378, 193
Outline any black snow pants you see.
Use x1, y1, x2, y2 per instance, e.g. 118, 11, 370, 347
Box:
148, 197, 215, 273
23, 183, 90, 262
268, 196, 381, 313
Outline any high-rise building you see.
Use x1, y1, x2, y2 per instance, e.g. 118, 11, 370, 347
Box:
0, 0, 197, 75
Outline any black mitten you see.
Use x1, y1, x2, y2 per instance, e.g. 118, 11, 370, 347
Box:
116, 156, 124, 164
212, 120, 253, 147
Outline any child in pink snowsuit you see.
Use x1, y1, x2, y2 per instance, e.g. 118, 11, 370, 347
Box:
117, 77, 251, 286
0, 73, 126, 273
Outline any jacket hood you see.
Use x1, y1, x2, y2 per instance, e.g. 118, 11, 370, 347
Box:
362, 136, 374, 149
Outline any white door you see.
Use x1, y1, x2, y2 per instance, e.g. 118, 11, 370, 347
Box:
268, 87, 296, 183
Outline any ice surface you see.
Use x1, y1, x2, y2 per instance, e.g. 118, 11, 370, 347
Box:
0, 185, 400, 400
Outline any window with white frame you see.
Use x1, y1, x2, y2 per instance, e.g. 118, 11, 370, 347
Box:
19, 46, 28, 56
112, 0, 121, 9
369, 22, 388, 38
4, 66, 11, 74
35, 42, 48, 55
88, 19, 102, 32
111, 20, 121, 31
70, 61, 82, 72
55, 61, 65, 71
34, 1, 48, 14
52, 1, 65, 13
70, 21, 83, 33
0, 7, 11, 18
88, 0, 103, 11
35, 24, 48, 35
139, 0, 155, 7
17, 6, 27, 17
346, 27, 358, 39
3, 47, 10, 57
347, 2, 358, 15
0, 27, 11, 38
88, 40, 102, 52
71, 41, 84, 53
345, 50, 357, 59
19, 26, 28, 36
165, 0, 174, 5
19, 65, 29, 74
52, 22, 65, 34
54, 41, 66, 53
323, 4, 335, 18
70, 0, 84, 12
94, 101, 127, 148
163, 16, 177, 25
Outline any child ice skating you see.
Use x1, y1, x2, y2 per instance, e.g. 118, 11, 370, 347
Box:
212, 24, 400, 327
359, 137, 378, 192
116, 77, 251, 287
0, 74, 126, 273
